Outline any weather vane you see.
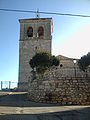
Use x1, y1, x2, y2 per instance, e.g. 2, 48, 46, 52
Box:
36, 9, 40, 18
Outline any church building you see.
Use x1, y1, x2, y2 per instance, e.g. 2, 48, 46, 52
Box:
18, 17, 90, 105
18, 17, 90, 92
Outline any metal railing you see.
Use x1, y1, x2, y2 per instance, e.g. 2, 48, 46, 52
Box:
0, 81, 18, 90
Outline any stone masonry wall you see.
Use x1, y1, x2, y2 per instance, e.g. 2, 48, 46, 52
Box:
28, 69, 90, 105
18, 18, 52, 91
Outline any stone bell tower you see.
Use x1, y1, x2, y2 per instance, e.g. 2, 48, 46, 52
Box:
18, 18, 53, 91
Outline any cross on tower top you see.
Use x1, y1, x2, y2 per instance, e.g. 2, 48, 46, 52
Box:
36, 9, 40, 18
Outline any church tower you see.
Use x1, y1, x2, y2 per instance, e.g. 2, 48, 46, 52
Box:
18, 18, 53, 91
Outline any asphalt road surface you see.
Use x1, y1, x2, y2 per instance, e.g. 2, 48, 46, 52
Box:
0, 92, 90, 120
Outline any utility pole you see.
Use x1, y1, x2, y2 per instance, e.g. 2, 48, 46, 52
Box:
9, 81, 11, 90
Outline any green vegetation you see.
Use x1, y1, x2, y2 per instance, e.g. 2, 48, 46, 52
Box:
78, 52, 90, 72
29, 52, 60, 75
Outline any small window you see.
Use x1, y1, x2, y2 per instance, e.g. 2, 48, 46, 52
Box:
27, 27, 33, 37
38, 26, 44, 37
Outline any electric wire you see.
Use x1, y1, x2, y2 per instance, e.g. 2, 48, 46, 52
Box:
0, 8, 90, 18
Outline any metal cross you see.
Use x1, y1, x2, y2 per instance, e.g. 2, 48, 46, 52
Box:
36, 9, 40, 18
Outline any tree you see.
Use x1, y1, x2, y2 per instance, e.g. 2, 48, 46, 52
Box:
29, 52, 60, 75
78, 52, 90, 76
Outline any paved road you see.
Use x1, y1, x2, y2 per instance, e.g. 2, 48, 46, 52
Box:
0, 92, 90, 120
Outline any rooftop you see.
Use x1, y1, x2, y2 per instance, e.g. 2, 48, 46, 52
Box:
19, 18, 52, 23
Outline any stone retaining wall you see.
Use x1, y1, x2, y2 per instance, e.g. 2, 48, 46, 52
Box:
28, 71, 90, 105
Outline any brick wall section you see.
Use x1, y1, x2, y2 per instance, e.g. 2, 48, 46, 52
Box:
28, 70, 90, 105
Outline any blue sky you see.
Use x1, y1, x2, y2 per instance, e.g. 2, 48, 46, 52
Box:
0, 0, 90, 82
